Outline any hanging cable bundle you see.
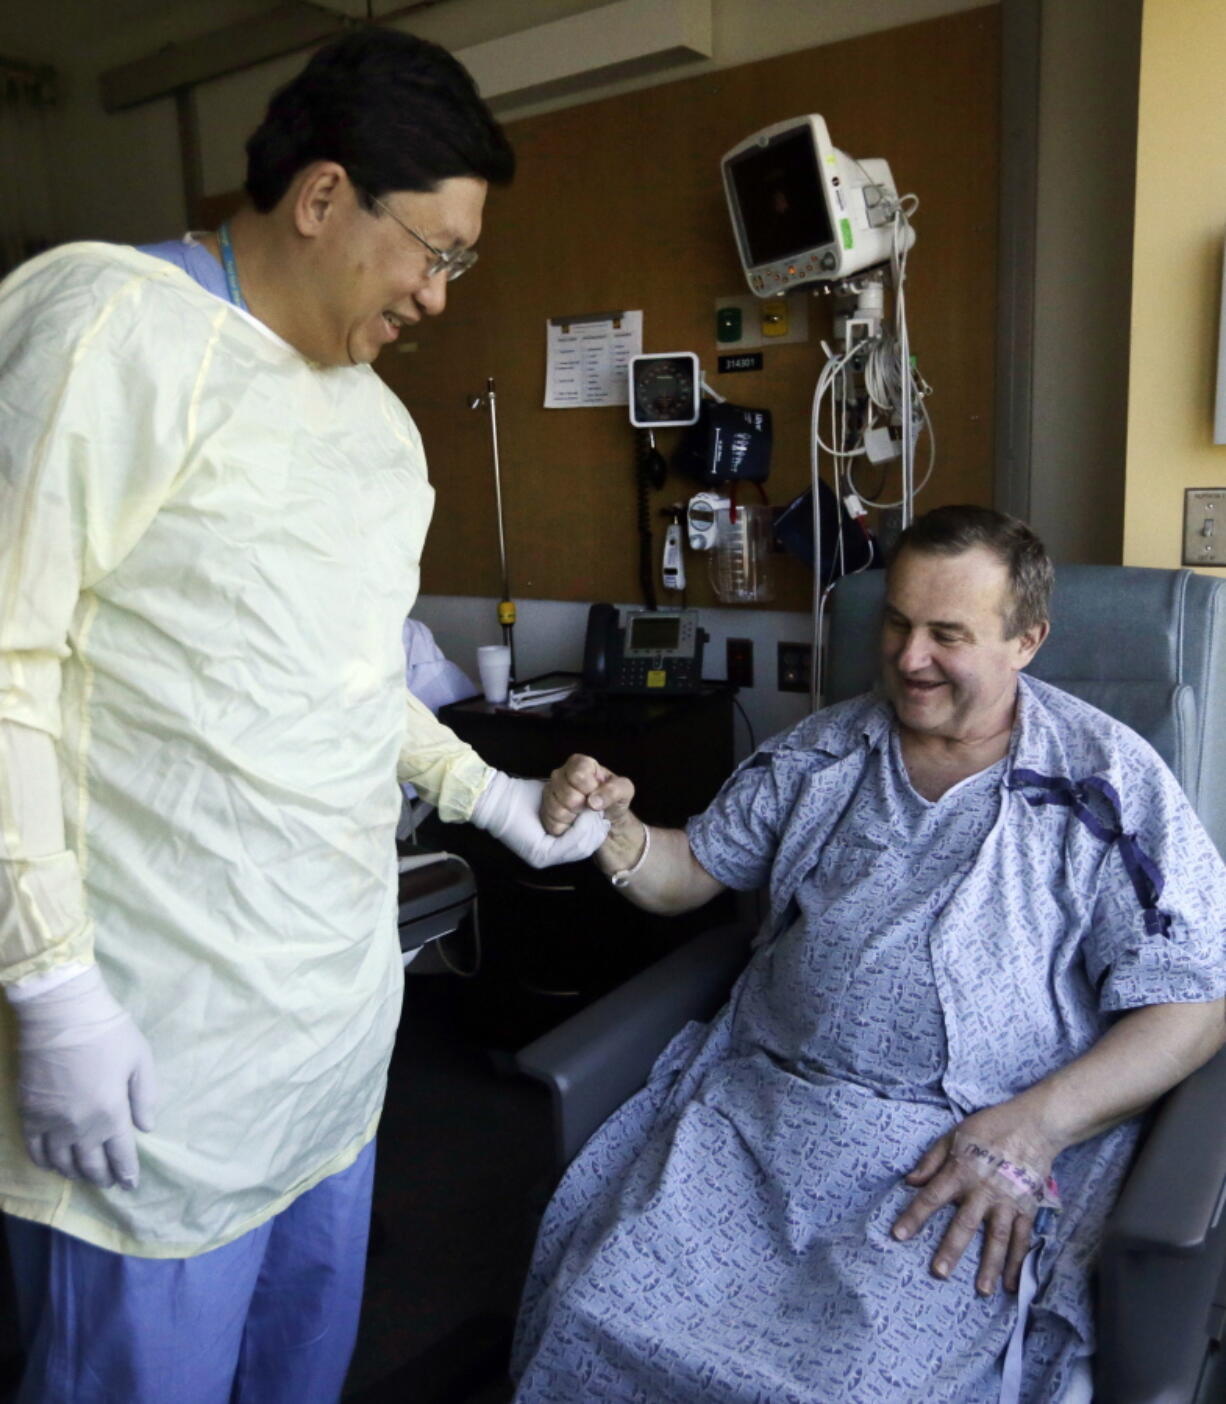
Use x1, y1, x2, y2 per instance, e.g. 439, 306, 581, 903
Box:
803, 197, 933, 707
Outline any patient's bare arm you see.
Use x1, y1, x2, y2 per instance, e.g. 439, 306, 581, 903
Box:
541, 753, 726, 915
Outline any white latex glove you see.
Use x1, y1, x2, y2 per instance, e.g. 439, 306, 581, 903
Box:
470, 770, 609, 867
10, 964, 157, 1191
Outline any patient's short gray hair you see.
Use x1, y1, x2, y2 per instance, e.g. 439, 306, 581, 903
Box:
889, 505, 1054, 639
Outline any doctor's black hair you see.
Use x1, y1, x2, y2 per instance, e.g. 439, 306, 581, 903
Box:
244, 28, 515, 212
888, 504, 1054, 640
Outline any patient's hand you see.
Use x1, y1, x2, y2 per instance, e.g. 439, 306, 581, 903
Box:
541, 754, 635, 836
890, 1100, 1060, 1297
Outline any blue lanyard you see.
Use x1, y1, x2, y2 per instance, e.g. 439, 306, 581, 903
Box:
216, 222, 248, 311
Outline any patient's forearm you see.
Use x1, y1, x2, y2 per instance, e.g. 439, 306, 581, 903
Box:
594, 814, 724, 915
1019, 999, 1226, 1156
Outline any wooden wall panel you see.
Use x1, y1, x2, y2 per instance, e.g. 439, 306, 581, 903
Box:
215, 6, 1000, 611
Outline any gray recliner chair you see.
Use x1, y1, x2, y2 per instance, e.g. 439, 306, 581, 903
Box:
517, 564, 1226, 1403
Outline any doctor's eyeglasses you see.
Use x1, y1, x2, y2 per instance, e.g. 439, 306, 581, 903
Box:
367, 195, 478, 282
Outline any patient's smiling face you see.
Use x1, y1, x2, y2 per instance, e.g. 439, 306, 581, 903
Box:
880, 546, 1047, 748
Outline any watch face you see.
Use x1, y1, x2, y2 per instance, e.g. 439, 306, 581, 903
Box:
632, 355, 698, 424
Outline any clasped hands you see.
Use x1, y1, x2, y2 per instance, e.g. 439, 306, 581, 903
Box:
892, 1098, 1061, 1296
539, 753, 635, 836
470, 767, 615, 867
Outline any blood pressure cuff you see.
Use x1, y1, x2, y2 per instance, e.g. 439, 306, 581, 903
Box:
674, 403, 772, 486
774, 481, 880, 585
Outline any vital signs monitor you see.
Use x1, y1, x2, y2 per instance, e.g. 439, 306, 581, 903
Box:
722, 115, 913, 295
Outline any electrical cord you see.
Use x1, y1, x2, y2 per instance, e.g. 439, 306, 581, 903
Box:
635, 431, 665, 610
732, 696, 756, 756
435, 898, 482, 979
846, 397, 936, 508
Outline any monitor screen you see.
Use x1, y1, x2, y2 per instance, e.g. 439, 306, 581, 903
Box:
727, 128, 833, 267
628, 614, 681, 652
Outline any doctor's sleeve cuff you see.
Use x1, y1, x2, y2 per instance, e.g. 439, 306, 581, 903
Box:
0, 722, 94, 986
396, 690, 494, 824
5, 959, 92, 1003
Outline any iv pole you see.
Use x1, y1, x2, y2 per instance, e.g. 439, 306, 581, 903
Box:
468, 377, 517, 676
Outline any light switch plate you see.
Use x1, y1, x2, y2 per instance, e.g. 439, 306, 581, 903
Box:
1183, 489, 1226, 566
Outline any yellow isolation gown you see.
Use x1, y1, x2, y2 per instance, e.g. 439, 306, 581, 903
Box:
0, 244, 490, 1255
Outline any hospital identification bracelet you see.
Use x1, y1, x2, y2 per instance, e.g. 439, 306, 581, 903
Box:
958, 1141, 1062, 1211
610, 823, 651, 888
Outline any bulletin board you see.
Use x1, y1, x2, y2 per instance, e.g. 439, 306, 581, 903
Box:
206, 6, 1001, 612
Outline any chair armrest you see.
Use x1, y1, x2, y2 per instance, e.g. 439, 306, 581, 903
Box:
516, 923, 753, 1171
1103, 1045, 1226, 1252
1094, 1048, 1226, 1402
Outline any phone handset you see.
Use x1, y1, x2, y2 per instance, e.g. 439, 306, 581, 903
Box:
582, 602, 620, 689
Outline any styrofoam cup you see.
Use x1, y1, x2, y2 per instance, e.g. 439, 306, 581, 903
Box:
477, 644, 512, 703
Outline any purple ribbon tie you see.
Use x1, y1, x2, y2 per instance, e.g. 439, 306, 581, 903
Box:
1007, 769, 1172, 938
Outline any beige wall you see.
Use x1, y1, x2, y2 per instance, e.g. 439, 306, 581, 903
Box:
1123, 0, 1226, 575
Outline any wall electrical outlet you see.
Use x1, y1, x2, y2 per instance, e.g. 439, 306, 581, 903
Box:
726, 637, 754, 688
1183, 488, 1226, 566
777, 642, 812, 693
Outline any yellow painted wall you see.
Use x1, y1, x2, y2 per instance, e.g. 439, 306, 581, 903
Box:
1124, 0, 1226, 574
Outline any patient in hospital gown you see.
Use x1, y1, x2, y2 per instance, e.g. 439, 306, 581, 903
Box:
512, 515, 1226, 1403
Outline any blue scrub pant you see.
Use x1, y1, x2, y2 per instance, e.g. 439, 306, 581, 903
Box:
4, 1138, 376, 1404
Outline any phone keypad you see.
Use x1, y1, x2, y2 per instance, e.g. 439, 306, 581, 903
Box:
618, 657, 699, 690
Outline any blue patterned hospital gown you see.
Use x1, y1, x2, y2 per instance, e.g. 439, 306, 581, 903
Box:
512, 676, 1226, 1403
